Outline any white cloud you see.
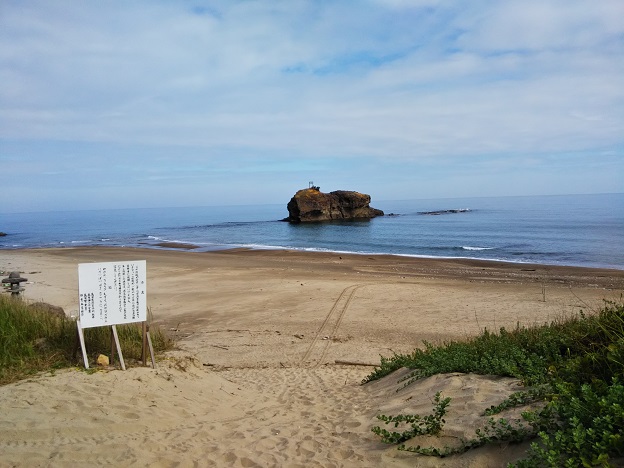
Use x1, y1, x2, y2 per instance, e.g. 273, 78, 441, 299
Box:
0, 1, 622, 210
457, 0, 624, 52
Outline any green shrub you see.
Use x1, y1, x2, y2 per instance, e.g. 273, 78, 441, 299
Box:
0, 295, 173, 385
515, 378, 624, 467
372, 391, 451, 444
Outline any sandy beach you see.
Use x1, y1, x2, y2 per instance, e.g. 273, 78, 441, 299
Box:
1, 247, 623, 467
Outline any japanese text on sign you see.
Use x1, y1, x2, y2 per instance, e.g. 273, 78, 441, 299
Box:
78, 260, 147, 329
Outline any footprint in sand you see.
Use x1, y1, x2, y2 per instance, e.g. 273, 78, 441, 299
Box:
240, 457, 263, 467
332, 448, 356, 460
296, 440, 320, 458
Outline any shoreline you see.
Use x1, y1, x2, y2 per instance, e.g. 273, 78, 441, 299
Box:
3, 243, 624, 273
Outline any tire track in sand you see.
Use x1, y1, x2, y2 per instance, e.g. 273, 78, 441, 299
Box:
300, 284, 361, 368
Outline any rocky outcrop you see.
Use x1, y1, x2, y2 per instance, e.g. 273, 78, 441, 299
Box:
418, 209, 471, 215
285, 188, 384, 223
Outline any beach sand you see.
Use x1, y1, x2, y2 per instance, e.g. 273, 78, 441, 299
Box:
1, 247, 622, 467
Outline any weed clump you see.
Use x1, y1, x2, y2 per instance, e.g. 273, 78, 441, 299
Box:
367, 300, 624, 466
0, 295, 173, 385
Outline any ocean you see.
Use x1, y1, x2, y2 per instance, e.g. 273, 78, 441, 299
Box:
1, 193, 623, 270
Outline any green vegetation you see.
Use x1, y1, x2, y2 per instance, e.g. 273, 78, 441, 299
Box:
0, 295, 173, 385
367, 299, 624, 466
372, 391, 451, 444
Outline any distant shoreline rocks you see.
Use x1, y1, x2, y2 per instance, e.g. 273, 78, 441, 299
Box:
418, 209, 471, 216
285, 188, 384, 223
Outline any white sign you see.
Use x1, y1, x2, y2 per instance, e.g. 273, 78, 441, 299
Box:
78, 260, 147, 329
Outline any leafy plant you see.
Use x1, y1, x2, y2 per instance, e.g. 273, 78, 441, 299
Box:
372, 391, 451, 443
484, 385, 551, 416
372, 394, 534, 458
514, 378, 624, 467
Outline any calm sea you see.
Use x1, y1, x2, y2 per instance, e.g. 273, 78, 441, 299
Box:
1, 193, 623, 270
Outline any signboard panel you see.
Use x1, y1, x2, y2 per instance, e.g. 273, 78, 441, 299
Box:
78, 260, 146, 329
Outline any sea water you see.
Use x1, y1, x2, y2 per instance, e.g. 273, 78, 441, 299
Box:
1, 193, 622, 270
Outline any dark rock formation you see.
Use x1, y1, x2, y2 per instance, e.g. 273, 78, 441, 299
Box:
285, 188, 384, 223
418, 209, 471, 215
0, 232, 6, 237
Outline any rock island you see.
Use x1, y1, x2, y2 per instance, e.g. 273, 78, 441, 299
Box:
285, 187, 384, 223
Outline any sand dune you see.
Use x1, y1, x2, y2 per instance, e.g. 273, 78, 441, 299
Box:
1, 248, 622, 467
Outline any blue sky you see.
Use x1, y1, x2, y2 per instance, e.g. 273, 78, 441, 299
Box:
1, 0, 622, 213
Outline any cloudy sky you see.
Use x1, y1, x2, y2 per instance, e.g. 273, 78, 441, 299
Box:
1, 1, 622, 213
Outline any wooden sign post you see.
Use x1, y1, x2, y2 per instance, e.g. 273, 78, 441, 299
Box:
78, 260, 154, 369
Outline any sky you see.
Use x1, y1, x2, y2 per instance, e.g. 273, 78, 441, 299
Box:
1, 0, 623, 213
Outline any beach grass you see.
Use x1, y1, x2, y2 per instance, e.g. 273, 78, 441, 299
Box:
0, 295, 174, 385
367, 299, 624, 466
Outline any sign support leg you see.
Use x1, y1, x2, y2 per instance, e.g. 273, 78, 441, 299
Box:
111, 325, 126, 371
72, 326, 80, 362
142, 321, 147, 366
76, 320, 89, 369
146, 324, 156, 369
110, 327, 116, 365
